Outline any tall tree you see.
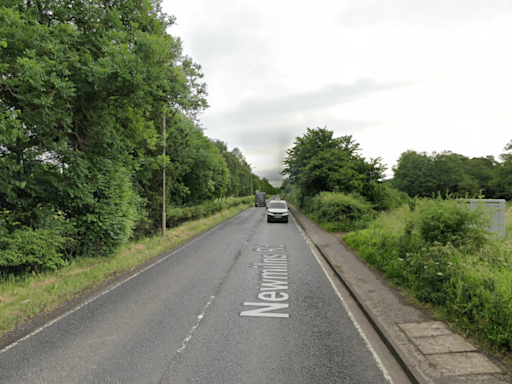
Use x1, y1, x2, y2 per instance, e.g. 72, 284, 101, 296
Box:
491, 140, 512, 199
393, 150, 499, 198
283, 127, 386, 205
461, 156, 495, 197
0, 1, 208, 256
392, 150, 437, 197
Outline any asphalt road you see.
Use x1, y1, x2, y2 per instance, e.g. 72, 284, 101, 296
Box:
0, 206, 397, 383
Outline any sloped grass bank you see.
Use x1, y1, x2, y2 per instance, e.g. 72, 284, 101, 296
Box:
343, 199, 512, 359
0, 199, 252, 337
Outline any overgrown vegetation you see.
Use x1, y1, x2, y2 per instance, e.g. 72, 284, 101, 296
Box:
0, 1, 275, 277
0, 198, 252, 335
279, 129, 512, 355
280, 127, 407, 231
283, 187, 407, 232
279, 125, 512, 363
343, 198, 512, 355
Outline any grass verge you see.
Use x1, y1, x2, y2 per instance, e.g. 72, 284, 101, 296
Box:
0, 202, 252, 338
343, 199, 512, 365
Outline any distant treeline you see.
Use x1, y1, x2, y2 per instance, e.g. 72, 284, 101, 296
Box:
0, 1, 274, 274
280, 127, 512, 231
392, 145, 512, 199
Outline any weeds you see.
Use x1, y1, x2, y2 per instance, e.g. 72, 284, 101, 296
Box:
344, 198, 512, 355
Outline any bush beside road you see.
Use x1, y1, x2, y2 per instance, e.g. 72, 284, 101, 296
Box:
343, 198, 512, 365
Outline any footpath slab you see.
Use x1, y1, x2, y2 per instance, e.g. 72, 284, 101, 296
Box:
289, 204, 510, 384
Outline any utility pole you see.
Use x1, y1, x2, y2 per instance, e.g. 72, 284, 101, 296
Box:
162, 113, 166, 236
250, 166, 257, 195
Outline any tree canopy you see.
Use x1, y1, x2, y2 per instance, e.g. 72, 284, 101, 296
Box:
283, 127, 387, 206
0, 1, 259, 272
392, 148, 508, 199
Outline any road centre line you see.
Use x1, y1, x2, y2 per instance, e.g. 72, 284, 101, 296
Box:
291, 214, 394, 384
176, 295, 215, 354
0, 217, 233, 356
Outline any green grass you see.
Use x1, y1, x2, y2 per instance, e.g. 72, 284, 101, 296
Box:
0, 200, 252, 336
343, 200, 512, 361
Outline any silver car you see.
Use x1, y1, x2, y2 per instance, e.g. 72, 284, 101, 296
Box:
266, 200, 289, 223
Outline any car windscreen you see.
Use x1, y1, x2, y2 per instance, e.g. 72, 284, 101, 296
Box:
269, 202, 287, 209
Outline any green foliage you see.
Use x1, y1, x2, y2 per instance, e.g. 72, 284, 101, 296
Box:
283, 127, 386, 207
280, 168, 406, 232
392, 148, 508, 199
417, 197, 490, 247
213, 141, 253, 197
166, 196, 251, 227
490, 140, 512, 200
408, 196, 417, 212
0, 1, 193, 257
0, 228, 67, 273
59, 154, 142, 257
392, 150, 439, 197
308, 191, 376, 232
249, 173, 276, 196
343, 200, 512, 353
366, 182, 408, 211
179, 131, 230, 204
0, 1, 253, 277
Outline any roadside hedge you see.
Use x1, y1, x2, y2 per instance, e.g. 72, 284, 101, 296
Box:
281, 191, 377, 232
0, 196, 252, 276
166, 196, 252, 227
0, 228, 68, 274
308, 192, 377, 232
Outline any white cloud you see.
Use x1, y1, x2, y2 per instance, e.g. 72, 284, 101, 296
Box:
337, 0, 512, 27
163, 0, 512, 179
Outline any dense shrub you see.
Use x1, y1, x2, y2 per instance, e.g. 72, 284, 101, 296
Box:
0, 196, 251, 276
343, 199, 512, 353
308, 191, 376, 232
60, 156, 143, 257
1, 2, 262, 280
0, 228, 68, 274
417, 197, 490, 247
367, 182, 409, 211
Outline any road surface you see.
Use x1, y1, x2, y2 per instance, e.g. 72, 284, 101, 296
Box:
0, 206, 407, 383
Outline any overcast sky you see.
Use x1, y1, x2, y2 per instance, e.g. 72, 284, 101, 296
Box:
161, 0, 512, 186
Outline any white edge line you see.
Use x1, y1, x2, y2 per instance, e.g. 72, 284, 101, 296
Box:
291, 214, 395, 384
0, 218, 233, 355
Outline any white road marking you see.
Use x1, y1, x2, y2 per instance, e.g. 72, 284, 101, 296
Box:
292, 214, 395, 384
0, 218, 233, 356
240, 302, 289, 318
240, 245, 291, 318
177, 296, 215, 353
